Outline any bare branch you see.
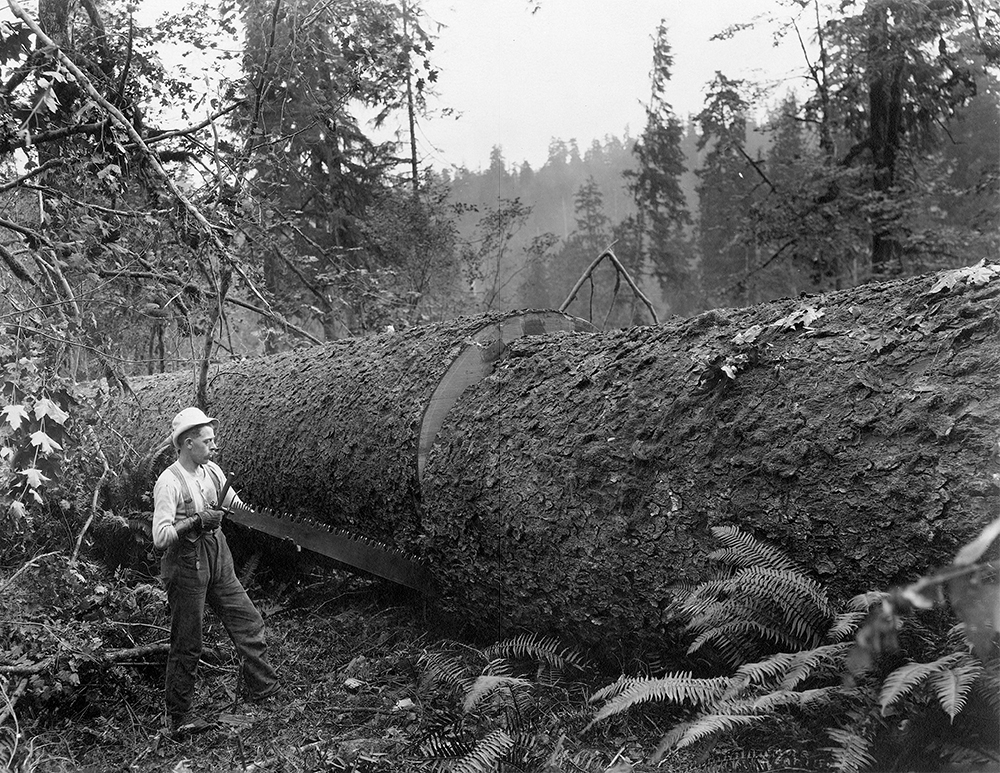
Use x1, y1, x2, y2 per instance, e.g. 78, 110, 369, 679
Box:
560, 247, 659, 325
0, 158, 68, 193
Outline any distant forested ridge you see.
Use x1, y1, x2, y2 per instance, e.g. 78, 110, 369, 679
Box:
444, 70, 999, 326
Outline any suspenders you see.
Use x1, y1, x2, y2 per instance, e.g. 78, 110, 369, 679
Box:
167, 462, 223, 540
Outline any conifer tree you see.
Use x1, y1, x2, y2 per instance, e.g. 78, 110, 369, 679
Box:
625, 21, 695, 315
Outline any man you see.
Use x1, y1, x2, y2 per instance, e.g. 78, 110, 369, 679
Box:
152, 406, 280, 736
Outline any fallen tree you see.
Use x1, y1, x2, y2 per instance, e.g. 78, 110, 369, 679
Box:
95, 267, 1000, 653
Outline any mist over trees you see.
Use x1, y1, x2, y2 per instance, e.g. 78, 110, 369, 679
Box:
448, 3, 999, 326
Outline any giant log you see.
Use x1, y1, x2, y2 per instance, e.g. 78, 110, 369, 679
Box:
98, 270, 1000, 652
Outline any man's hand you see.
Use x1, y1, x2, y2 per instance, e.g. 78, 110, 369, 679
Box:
199, 508, 224, 531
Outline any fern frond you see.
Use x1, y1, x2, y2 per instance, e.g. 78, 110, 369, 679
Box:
846, 590, 889, 612
688, 620, 803, 663
825, 728, 876, 773
745, 686, 835, 712
827, 610, 868, 642
745, 567, 833, 630
972, 662, 1000, 715
671, 712, 763, 750
483, 633, 584, 673
779, 643, 851, 689
452, 729, 515, 773
685, 568, 832, 645
418, 729, 474, 761
928, 660, 983, 720
463, 675, 532, 714
732, 651, 798, 686
590, 673, 730, 723
652, 721, 695, 762
482, 658, 514, 678
588, 675, 639, 705
880, 653, 965, 714
419, 650, 477, 694
708, 525, 802, 572
675, 577, 739, 618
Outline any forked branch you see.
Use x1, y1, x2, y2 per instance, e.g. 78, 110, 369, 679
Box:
560, 247, 659, 325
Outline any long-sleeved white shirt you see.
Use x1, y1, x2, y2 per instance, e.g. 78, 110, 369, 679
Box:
152, 461, 242, 549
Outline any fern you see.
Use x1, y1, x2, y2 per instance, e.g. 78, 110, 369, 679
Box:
463, 675, 532, 714
928, 661, 984, 720
483, 633, 584, 674
587, 674, 639, 705
745, 686, 834, 712
880, 653, 965, 714
661, 713, 763, 752
419, 649, 478, 694
778, 643, 851, 689
707, 525, 803, 572
418, 729, 474, 762
825, 727, 877, 773
590, 673, 730, 723
687, 620, 804, 663
683, 567, 833, 655
827, 609, 869, 643
451, 729, 515, 773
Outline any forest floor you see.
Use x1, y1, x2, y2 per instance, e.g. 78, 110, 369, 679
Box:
15, 565, 677, 773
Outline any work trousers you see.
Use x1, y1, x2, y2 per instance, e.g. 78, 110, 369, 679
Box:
161, 528, 278, 721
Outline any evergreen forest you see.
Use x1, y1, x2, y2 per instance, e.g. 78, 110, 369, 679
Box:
0, 1, 998, 770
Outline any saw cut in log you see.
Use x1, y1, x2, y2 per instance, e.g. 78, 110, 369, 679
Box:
417, 311, 596, 479
97, 270, 1000, 654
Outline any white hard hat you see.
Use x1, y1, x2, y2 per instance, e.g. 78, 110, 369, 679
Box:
170, 407, 217, 448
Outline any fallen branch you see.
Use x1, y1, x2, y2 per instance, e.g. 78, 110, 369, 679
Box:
560, 247, 659, 325
0, 642, 170, 676
0, 676, 28, 726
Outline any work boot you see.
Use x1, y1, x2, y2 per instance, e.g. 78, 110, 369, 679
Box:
168, 714, 215, 737
248, 681, 282, 704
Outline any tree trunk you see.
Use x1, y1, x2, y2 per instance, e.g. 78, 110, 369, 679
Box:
866, 0, 906, 277
97, 272, 1000, 655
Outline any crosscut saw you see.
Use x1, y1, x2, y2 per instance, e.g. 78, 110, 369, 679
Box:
217, 484, 429, 590
212, 475, 429, 591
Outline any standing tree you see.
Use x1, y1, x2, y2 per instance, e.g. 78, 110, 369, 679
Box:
695, 73, 761, 305
625, 21, 695, 316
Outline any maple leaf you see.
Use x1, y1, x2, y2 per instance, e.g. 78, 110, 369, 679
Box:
18, 467, 51, 488
33, 397, 70, 425
2, 404, 28, 431
30, 430, 63, 455
965, 262, 999, 286
929, 260, 1000, 293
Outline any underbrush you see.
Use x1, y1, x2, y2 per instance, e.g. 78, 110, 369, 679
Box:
2, 518, 996, 772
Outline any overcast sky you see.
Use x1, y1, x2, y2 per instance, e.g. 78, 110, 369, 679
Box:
386, 0, 812, 171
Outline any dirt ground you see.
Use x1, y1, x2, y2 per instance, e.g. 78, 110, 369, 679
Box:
19, 568, 671, 773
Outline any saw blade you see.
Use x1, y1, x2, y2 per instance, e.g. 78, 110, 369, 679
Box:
225, 502, 430, 591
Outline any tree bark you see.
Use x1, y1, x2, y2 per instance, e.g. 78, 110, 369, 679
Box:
97, 272, 1000, 655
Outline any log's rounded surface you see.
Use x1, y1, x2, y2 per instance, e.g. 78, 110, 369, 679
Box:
100, 311, 591, 547
418, 272, 999, 649
100, 270, 1000, 654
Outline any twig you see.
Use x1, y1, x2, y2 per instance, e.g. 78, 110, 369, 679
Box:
560, 247, 659, 325
71, 434, 113, 563
0, 550, 60, 597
